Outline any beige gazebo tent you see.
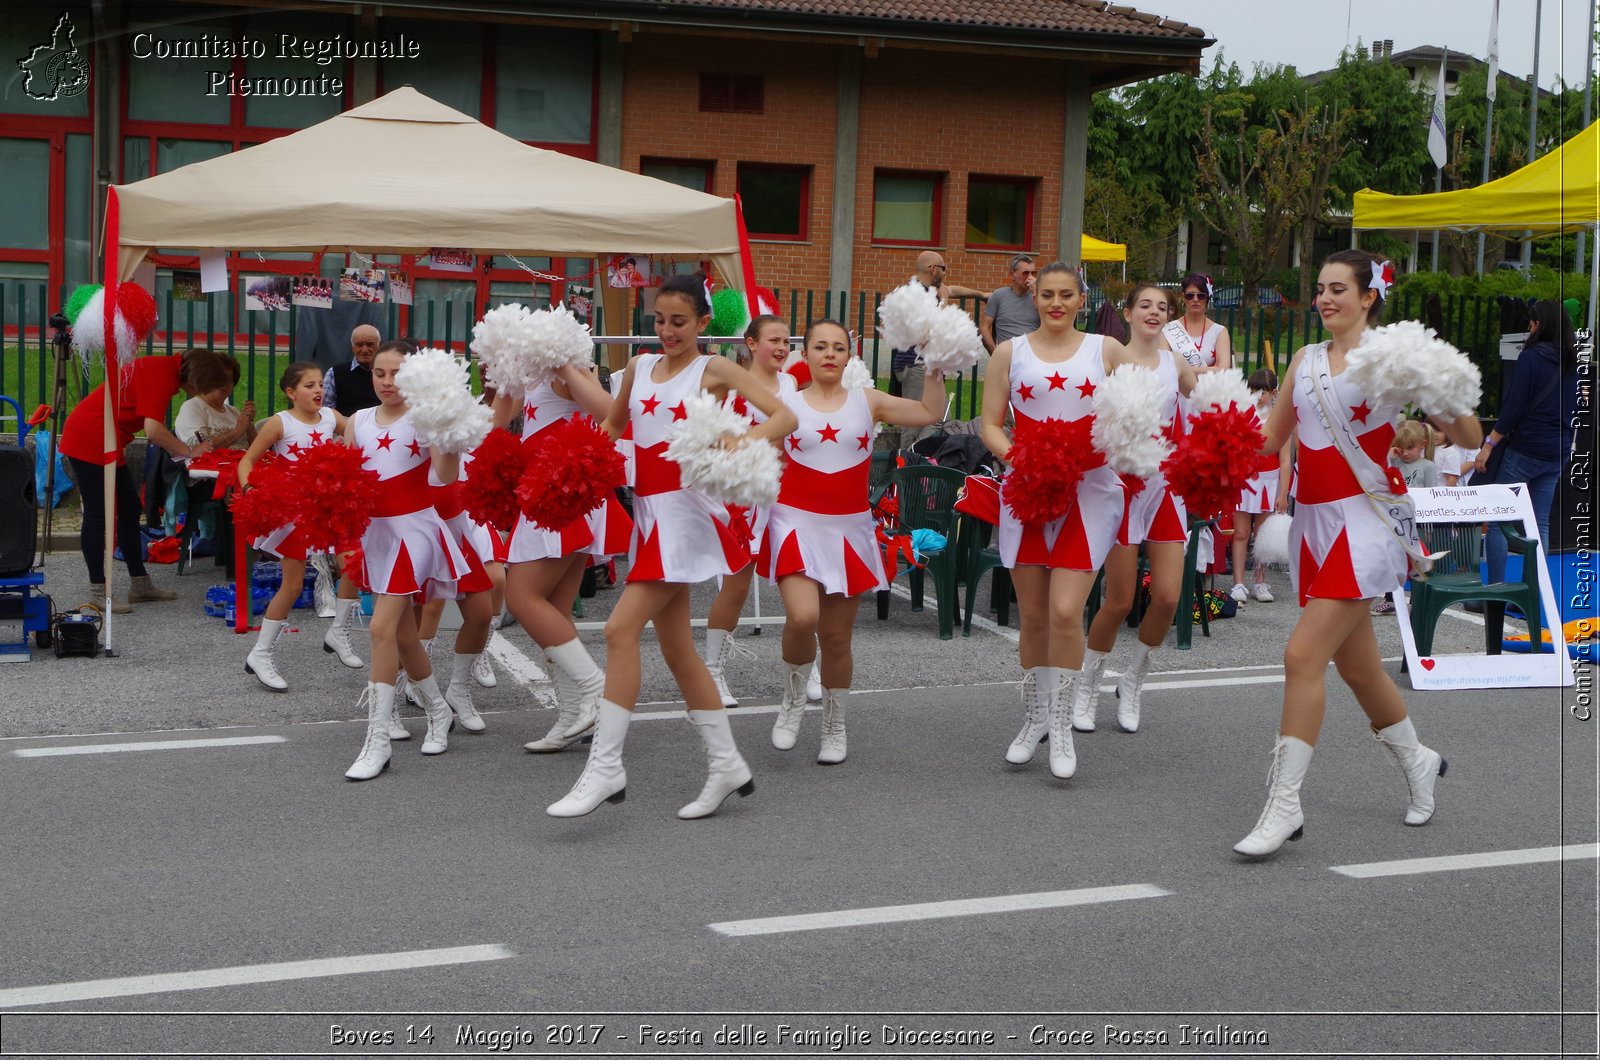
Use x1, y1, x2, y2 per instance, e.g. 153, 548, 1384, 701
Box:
111, 86, 746, 288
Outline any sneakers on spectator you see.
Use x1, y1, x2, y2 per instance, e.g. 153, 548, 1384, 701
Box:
1229, 583, 1250, 603
1253, 583, 1275, 603
1371, 598, 1397, 616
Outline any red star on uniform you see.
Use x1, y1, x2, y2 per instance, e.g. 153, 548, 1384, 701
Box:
286, 442, 303, 456
308, 431, 323, 444
1076, 378, 1097, 399
640, 395, 661, 415
376, 432, 394, 450
525, 404, 538, 421
670, 401, 688, 421
857, 432, 872, 451
1045, 371, 1068, 391
1016, 383, 1035, 401
787, 434, 803, 452
406, 439, 422, 457
1350, 401, 1372, 424
818, 422, 841, 443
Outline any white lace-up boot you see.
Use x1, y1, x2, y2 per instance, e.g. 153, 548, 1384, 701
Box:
805, 658, 823, 702
525, 648, 584, 752
704, 627, 754, 708
388, 670, 412, 740
311, 554, 336, 617
471, 650, 497, 687
322, 598, 363, 668
1233, 736, 1314, 857
817, 688, 847, 764
771, 662, 809, 750
245, 618, 289, 692
546, 700, 630, 817
546, 639, 603, 740
344, 683, 394, 781
1115, 641, 1158, 733
1005, 667, 1054, 764
1073, 648, 1106, 732
445, 653, 486, 733
1373, 718, 1447, 825
411, 673, 454, 755
679, 709, 755, 819
1048, 669, 1078, 779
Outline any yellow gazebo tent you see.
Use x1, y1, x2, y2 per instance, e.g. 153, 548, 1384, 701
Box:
1081, 234, 1127, 262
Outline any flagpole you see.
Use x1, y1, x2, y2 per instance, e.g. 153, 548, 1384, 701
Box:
1429, 51, 1448, 272
1578, 0, 1596, 275
1477, 0, 1500, 275
1520, 0, 1541, 269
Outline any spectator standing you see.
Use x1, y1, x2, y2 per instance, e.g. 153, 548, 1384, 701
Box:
322, 325, 382, 417
890, 251, 986, 445
980, 255, 1039, 353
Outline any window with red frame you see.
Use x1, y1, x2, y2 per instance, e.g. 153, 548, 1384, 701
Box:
966, 176, 1035, 250
873, 170, 942, 246
642, 158, 715, 193
737, 164, 809, 241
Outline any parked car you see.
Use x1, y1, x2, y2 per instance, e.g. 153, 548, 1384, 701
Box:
1211, 284, 1286, 309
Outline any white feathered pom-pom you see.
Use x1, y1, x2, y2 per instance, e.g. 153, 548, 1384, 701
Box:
522, 304, 595, 376
470, 303, 535, 396
842, 356, 874, 391
666, 392, 783, 508
396, 347, 493, 454
1186, 368, 1255, 415
70, 289, 142, 365
1346, 320, 1482, 418
1092, 364, 1174, 477
1252, 511, 1293, 568
876, 282, 939, 352
918, 303, 984, 375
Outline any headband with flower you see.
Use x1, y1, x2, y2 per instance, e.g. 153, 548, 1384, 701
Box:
1201, 273, 1215, 299
1369, 260, 1396, 300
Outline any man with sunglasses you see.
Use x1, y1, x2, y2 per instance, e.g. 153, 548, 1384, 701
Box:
980, 254, 1040, 354
889, 251, 987, 444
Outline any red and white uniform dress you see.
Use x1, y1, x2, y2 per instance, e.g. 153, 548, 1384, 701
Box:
999, 334, 1125, 571
759, 386, 887, 596
1237, 401, 1282, 515
432, 455, 498, 595
352, 407, 468, 602
1288, 345, 1406, 606
733, 372, 798, 562
627, 354, 749, 583
505, 380, 631, 564
1119, 349, 1188, 546
255, 407, 337, 560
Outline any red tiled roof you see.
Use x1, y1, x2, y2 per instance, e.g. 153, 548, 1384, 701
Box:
594, 0, 1208, 40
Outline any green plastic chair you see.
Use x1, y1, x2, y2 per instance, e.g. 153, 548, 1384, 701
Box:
1409, 522, 1543, 656
958, 511, 1010, 635
891, 463, 966, 639
1173, 516, 1214, 650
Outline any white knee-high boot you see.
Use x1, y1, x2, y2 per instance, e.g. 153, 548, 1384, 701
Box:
411, 673, 454, 755
445, 653, 486, 732
546, 638, 604, 740
1116, 641, 1158, 733
817, 688, 847, 764
323, 598, 363, 668
525, 646, 584, 752
771, 661, 809, 751
246, 618, 288, 692
1233, 735, 1314, 857
1049, 668, 1078, 779
679, 709, 754, 819
344, 683, 395, 781
1073, 648, 1106, 732
547, 700, 631, 817
1373, 717, 1447, 825
1005, 666, 1055, 764
703, 627, 738, 708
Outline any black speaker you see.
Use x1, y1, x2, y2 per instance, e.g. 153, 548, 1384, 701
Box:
0, 443, 37, 576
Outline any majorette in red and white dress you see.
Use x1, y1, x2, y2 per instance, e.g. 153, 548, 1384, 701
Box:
1288, 343, 1407, 606
731, 371, 798, 562
351, 406, 468, 602
1118, 348, 1188, 546
758, 385, 887, 597
504, 378, 631, 564
255, 407, 338, 561
1237, 402, 1283, 515
626, 354, 749, 583
998, 333, 1125, 571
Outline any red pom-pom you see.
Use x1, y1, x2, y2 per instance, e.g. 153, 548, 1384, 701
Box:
461, 428, 526, 530
230, 455, 295, 541
786, 361, 812, 388
516, 416, 625, 531
116, 283, 158, 342
1161, 405, 1265, 519
1004, 417, 1097, 524
284, 442, 382, 554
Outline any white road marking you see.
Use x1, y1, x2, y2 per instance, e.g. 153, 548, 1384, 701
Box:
0, 944, 514, 1008
483, 633, 557, 709
1331, 844, 1599, 879
13, 735, 287, 758
708, 883, 1171, 937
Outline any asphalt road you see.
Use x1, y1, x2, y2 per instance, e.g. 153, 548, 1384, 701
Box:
0, 553, 1594, 1059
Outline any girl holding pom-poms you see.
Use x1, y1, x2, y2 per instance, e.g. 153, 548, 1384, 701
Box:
763, 319, 948, 764
1233, 250, 1481, 859
979, 262, 1131, 783
1072, 284, 1198, 738
342, 342, 472, 781
236, 362, 364, 691
492, 361, 632, 754
547, 273, 797, 821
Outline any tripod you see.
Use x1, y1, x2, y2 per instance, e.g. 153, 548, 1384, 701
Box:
37, 311, 73, 570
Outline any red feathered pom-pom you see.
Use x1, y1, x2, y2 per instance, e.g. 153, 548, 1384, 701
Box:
230, 455, 295, 541
516, 416, 625, 531
116, 282, 158, 342
1003, 417, 1097, 524
461, 428, 526, 530
284, 442, 382, 554
1161, 405, 1264, 520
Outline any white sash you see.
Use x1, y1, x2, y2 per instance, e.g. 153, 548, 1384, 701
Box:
1300, 343, 1432, 577
1162, 320, 1204, 367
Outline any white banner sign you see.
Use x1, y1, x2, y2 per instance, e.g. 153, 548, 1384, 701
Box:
1391, 484, 1574, 690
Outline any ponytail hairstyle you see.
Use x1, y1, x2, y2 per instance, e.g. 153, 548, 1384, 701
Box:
1122, 282, 1170, 312
1036, 260, 1082, 294
279, 360, 323, 394
658, 271, 712, 318
1246, 367, 1278, 393
377, 338, 416, 356
744, 313, 786, 344
1322, 249, 1390, 325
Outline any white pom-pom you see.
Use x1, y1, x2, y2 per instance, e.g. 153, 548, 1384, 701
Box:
876, 282, 939, 352
1252, 511, 1293, 568
1092, 364, 1174, 476
1187, 368, 1254, 415
1346, 320, 1483, 419
470, 303, 534, 396
918, 303, 984, 375
523, 304, 595, 376
396, 346, 493, 454
70, 289, 142, 365
842, 356, 873, 391
665, 392, 783, 508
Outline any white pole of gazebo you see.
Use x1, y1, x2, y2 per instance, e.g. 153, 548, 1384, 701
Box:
1589, 222, 1599, 337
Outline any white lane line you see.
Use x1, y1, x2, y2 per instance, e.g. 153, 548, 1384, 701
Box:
1331, 844, 1599, 879
887, 580, 1020, 643
1097, 673, 1287, 693
708, 884, 1170, 937
484, 633, 557, 709
13, 735, 287, 758
0, 943, 514, 1009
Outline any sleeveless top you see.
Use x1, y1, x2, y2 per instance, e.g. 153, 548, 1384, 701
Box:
1291, 348, 1400, 506
351, 406, 435, 517
1008, 332, 1107, 429
630, 353, 712, 498
775, 387, 873, 516
520, 378, 582, 441
272, 407, 337, 459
